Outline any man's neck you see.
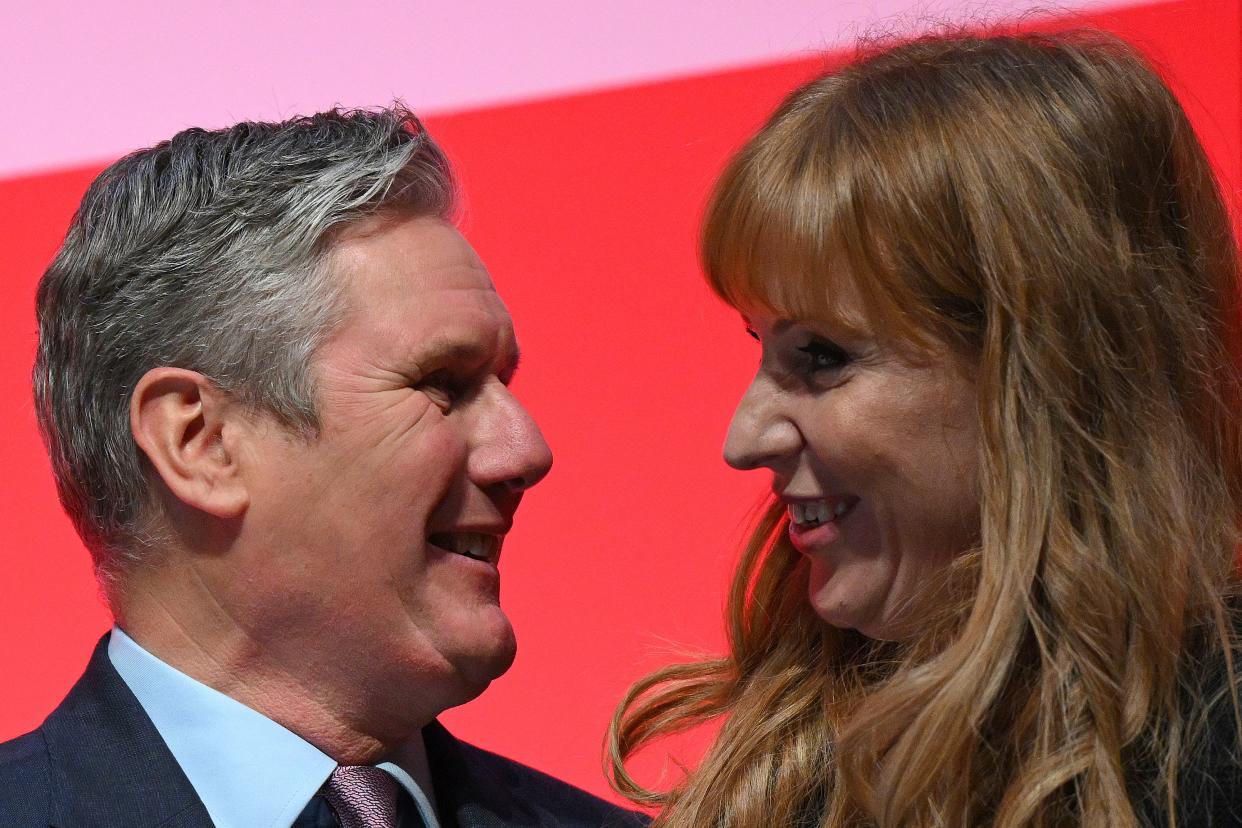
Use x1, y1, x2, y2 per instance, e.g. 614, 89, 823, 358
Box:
116, 567, 432, 765
106, 627, 441, 826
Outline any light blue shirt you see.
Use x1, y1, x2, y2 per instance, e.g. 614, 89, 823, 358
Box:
108, 627, 440, 828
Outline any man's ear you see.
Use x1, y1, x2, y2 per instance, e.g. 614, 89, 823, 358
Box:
130, 367, 249, 519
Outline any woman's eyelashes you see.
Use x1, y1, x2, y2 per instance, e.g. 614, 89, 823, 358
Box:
795, 339, 851, 375
742, 323, 851, 381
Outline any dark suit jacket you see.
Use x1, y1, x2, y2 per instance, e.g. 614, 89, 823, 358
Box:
0, 636, 648, 828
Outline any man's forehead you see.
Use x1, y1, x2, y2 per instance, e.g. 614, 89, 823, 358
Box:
331, 214, 495, 293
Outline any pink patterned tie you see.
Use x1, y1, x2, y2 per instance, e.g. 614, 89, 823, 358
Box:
318, 765, 400, 828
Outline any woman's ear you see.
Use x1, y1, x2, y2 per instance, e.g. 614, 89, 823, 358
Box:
130, 367, 250, 519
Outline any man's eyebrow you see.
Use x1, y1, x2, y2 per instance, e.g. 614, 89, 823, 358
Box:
411, 336, 522, 377
411, 337, 490, 369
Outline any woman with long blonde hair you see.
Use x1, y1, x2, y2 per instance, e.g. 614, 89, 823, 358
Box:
609, 29, 1242, 827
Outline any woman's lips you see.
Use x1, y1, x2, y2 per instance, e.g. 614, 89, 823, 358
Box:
785, 496, 857, 554
789, 518, 842, 553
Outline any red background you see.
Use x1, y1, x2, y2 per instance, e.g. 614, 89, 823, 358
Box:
0, 0, 1238, 802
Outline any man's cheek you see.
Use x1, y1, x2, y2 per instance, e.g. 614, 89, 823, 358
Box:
400, 423, 468, 493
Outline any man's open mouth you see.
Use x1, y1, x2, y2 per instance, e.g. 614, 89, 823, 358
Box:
429, 532, 502, 565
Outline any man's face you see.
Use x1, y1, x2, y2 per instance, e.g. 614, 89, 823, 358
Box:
220, 215, 552, 734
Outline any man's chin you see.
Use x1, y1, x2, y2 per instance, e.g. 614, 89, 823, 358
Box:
446, 627, 517, 706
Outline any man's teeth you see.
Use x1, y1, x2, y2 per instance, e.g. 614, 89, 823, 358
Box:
787, 500, 850, 527
435, 532, 500, 562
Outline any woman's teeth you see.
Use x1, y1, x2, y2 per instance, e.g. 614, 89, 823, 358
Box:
787, 500, 850, 528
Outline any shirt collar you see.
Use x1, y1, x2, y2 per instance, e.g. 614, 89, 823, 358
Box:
108, 626, 438, 828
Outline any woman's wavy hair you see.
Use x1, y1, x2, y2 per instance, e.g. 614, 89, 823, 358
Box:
609, 29, 1242, 827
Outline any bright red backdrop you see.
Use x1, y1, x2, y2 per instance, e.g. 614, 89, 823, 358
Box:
0, 0, 1238, 803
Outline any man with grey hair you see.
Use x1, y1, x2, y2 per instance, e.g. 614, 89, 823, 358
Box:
0, 107, 644, 828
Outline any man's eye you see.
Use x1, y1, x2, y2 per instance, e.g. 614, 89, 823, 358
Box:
745, 325, 760, 341
796, 340, 851, 374
419, 371, 467, 410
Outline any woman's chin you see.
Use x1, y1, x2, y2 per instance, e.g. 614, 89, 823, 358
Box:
807, 560, 896, 639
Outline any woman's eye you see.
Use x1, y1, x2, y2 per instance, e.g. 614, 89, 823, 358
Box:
745, 325, 760, 341
796, 340, 851, 374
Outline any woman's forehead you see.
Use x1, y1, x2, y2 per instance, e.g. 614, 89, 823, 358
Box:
724, 262, 874, 335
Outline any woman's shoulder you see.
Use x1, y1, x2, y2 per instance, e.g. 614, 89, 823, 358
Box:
1171, 682, 1242, 826
1135, 635, 1242, 825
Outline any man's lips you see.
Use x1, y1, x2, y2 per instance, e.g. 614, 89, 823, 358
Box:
428, 530, 506, 565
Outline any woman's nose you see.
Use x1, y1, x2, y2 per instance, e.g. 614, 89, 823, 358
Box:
722, 375, 801, 471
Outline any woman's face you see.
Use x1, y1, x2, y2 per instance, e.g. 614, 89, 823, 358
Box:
724, 278, 980, 639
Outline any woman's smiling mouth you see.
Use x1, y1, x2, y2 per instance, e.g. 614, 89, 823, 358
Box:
784, 496, 858, 552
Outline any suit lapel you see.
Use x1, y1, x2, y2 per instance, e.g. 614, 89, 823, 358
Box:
40, 634, 214, 828
423, 721, 550, 828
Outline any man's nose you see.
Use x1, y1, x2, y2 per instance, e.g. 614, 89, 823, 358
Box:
722, 375, 800, 471
468, 383, 554, 493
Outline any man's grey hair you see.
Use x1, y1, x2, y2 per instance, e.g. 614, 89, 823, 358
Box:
33, 105, 455, 586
